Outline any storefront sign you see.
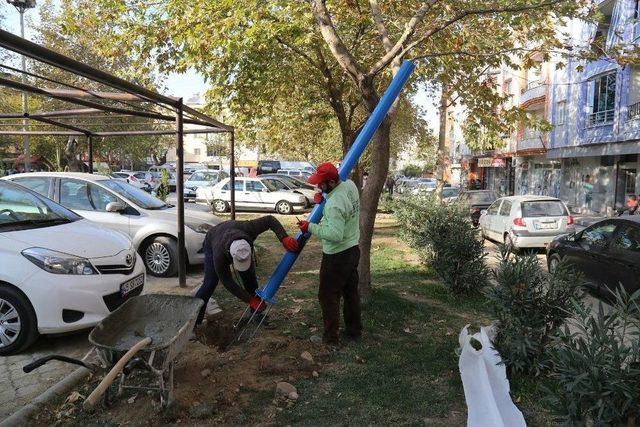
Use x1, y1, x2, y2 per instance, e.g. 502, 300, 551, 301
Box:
478, 157, 506, 168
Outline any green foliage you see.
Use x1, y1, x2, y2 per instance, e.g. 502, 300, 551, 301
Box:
544, 290, 640, 425
394, 195, 488, 294
156, 169, 170, 202
486, 254, 583, 376
402, 164, 423, 178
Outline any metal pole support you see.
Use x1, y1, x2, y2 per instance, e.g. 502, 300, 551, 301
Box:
230, 129, 236, 220
87, 135, 93, 173
175, 99, 186, 288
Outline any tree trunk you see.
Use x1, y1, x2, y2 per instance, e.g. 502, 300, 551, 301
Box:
435, 84, 450, 200
357, 118, 392, 297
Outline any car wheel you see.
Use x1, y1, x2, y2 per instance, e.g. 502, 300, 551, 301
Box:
276, 200, 293, 215
213, 199, 229, 213
143, 236, 178, 277
0, 286, 38, 356
548, 253, 562, 274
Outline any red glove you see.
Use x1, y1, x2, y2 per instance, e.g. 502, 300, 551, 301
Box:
297, 220, 310, 234
249, 295, 266, 313
281, 236, 299, 252
313, 192, 323, 204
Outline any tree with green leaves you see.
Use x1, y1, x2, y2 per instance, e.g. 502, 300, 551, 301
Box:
54, 0, 588, 294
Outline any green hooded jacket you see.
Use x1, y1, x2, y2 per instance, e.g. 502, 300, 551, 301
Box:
309, 180, 360, 254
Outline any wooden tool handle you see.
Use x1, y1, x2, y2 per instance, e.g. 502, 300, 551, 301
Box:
83, 337, 152, 410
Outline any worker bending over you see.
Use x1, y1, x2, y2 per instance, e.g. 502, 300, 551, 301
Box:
298, 162, 362, 345
195, 215, 299, 324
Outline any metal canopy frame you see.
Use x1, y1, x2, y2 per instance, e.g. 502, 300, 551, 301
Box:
0, 29, 238, 287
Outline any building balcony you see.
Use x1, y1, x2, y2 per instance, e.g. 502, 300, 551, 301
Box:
520, 82, 546, 107
628, 101, 640, 121
586, 109, 614, 128
518, 132, 547, 152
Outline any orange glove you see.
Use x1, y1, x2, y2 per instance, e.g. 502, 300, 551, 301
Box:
297, 220, 310, 234
281, 236, 299, 252
313, 192, 323, 204
249, 295, 266, 313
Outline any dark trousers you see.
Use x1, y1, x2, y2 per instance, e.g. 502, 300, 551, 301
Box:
319, 245, 362, 344
195, 244, 258, 324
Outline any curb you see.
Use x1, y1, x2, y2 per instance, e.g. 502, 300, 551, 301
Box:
0, 366, 90, 427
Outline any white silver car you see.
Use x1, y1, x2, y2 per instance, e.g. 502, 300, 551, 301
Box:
184, 170, 228, 202
479, 195, 575, 250
111, 171, 153, 191
196, 177, 308, 215
260, 173, 318, 205
0, 180, 145, 354
3, 172, 220, 277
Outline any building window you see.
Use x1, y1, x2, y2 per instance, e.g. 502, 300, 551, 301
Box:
586, 72, 616, 127
556, 101, 566, 126
193, 148, 201, 156
634, 0, 640, 40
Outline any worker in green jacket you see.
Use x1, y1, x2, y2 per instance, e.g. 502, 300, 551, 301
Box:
297, 162, 362, 345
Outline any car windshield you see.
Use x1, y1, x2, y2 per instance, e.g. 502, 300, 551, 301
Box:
466, 191, 497, 205
99, 179, 167, 209
0, 182, 80, 231
521, 200, 567, 217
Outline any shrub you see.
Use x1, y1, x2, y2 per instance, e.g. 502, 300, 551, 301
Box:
486, 254, 583, 376
156, 169, 170, 202
544, 290, 640, 425
394, 193, 488, 294
377, 194, 395, 213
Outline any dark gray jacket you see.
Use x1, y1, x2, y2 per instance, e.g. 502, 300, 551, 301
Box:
204, 215, 287, 301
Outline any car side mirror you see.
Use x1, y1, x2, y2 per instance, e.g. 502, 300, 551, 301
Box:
262, 188, 270, 193
480, 210, 487, 216
106, 201, 126, 212
567, 231, 581, 242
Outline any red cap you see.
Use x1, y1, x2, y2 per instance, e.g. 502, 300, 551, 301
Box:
308, 162, 339, 185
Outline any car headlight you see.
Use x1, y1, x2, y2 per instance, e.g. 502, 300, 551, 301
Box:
22, 247, 97, 275
186, 222, 212, 234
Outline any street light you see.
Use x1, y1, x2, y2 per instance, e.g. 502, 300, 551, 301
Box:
6, 0, 36, 172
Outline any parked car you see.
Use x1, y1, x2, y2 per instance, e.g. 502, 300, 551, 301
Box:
0, 180, 145, 355
111, 171, 153, 192
148, 166, 176, 191
410, 180, 436, 195
479, 195, 574, 251
196, 177, 308, 215
183, 170, 228, 202
441, 187, 460, 202
459, 190, 499, 227
257, 160, 281, 175
547, 217, 640, 298
277, 169, 312, 180
260, 173, 318, 204
396, 178, 417, 194
3, 172, 219, 277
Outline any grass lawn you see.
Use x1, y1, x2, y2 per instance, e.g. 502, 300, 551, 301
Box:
32, 213, 551, 426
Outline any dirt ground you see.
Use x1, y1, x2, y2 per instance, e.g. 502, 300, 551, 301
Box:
27, 214, 356, 425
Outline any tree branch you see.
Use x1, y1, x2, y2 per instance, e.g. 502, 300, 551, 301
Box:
309, 0, 366, 82
275, 36, 320, 69
367, 0, 436, 76
369, 0, 394, 53
370, 0, 568, 76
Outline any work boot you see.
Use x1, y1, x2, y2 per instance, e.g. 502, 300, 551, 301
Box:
341, 331, 362, 343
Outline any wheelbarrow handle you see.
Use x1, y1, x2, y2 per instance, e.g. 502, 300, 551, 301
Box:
83, 336, 152, 411
23, 355, 94, 373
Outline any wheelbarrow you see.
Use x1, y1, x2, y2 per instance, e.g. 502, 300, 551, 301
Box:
23, 294, 203, 409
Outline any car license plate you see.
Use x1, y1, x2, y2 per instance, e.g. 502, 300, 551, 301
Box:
120, 274, 144, 298
536, 222, 557, 230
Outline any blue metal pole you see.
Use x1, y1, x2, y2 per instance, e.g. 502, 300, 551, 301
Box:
256, 60, 415, 303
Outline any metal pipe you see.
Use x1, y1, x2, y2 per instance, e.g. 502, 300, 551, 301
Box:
0, 28, 180, 108
87, 135, 93, 174
230, 130, 236, 220
175, 99, 186, 288
18, 9, 30, 172
255, 60, 416, 304
28, 115, 92, 134
0, 130, 82, 135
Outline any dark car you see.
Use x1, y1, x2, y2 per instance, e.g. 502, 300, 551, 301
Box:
257, 160, 282, 175
459, 190, 498, 227
546, 217, 640, 298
